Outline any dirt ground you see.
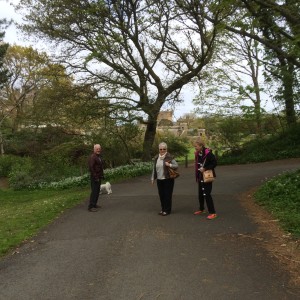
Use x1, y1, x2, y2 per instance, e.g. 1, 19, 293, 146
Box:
0, 177, 8, 189
240, 188, 300, 287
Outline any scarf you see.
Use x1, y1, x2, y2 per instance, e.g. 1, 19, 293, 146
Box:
159, 153, 167, 160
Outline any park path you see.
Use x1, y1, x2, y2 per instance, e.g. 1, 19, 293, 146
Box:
0, 158, 300, 300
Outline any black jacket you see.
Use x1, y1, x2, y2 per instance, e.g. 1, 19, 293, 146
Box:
195, 147, 217, 182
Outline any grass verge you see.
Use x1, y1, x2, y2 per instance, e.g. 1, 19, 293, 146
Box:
0, 187, 89, 257
254, 169, 300, 238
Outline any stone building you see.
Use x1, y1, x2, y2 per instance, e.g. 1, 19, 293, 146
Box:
156, 110, 205, 140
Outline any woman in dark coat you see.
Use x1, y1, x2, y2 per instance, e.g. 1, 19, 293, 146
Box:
194, 140, 217, 220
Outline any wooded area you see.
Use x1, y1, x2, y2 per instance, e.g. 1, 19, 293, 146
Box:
0, 0, 299, 163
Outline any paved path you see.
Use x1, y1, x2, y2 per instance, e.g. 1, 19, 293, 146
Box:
0, 159, 300, 300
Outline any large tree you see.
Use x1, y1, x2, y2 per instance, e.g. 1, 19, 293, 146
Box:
1, 45, 99, 131
251, 1, 299, 125
1, 45, 53, 132
16, 0, 227, 160
204, 0, 300, 126
0, 19, 10, 155
194, 30, 267, 134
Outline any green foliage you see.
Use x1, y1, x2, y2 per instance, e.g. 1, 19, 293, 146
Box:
45, 141, 90, 163
4, 127, 77, 156
254, 170, 300, 237
3, 124, 151, 190
3, 132, 93, 189
42, 141, 91, 175
152, 133, 190, 158
219, 123, 300, 164
87, 123, 144, 167
0, 155, 26, 177
5, 152, 83, 190
217, 117, 246, 148
8, 157, 35, 190
36, 153, 81, 179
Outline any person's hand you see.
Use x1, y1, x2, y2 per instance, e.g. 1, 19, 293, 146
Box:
151, 180, 154, 185
199, 167, 205, 173
165, 161, 171, 167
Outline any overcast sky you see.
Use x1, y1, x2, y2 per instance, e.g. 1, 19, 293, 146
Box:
1, 0, 22, 44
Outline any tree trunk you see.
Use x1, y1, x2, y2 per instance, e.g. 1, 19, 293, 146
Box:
281, 62, 296, 126
142, 115, 158, 161
254, 101, 262, 135
252, 76, 262, 135
0, 130, 4, 155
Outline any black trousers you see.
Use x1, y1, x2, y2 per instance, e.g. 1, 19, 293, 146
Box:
198, 181, 216, 214
89, 178, 101, 209
157, 178, 175, 214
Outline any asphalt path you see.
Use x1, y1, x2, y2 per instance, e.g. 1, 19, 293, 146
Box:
0, 159, 300, 300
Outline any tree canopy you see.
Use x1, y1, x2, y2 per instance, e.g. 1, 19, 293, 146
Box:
16, 0, 230, 160
217, 0, 300, 68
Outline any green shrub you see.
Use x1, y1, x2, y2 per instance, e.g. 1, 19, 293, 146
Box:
44, 141, 90, 166
6, 153, 83, 190
0, 155, 25, 177
4, 126, 77, 156
8, 158, 35, 190
219, 124, 300, 164
37, 153, 81, 179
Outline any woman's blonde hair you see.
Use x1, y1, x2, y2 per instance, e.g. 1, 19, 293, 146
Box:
194, 139, 205, 147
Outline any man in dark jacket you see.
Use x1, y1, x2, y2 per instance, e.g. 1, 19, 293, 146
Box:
88, 144, 104, 212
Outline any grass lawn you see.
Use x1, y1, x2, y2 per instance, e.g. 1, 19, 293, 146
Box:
0, 187, 89, 256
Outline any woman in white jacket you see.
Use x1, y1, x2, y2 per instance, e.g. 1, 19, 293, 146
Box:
151, 142, 178, 216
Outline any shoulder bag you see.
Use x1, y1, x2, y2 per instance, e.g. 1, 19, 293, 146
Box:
168, 166, 180, 179
202, 157, 215, 183
203, 169, 214, 183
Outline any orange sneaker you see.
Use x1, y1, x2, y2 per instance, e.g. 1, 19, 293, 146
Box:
207, 214, 217, 220
193, 210, 206, 215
